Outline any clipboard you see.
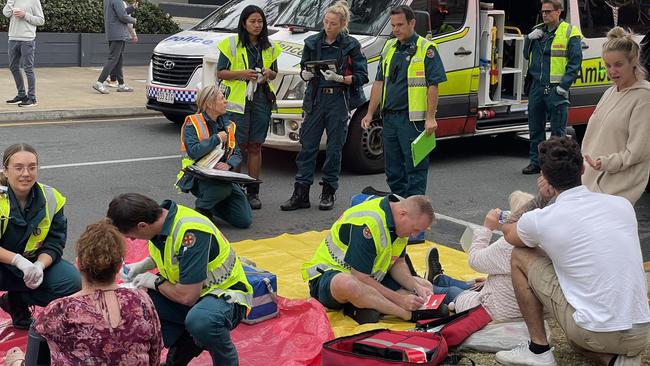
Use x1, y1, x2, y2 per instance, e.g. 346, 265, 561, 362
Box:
184, 165, 262, 184
411, 130, 436, 166
304, 59, 337, 74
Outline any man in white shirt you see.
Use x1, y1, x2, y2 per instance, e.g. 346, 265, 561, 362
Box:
497, 137, 650, 366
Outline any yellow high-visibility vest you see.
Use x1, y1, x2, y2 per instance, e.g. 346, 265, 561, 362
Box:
380, 35, 438, 121
217, 36, 282, 114
148, 204, 253, 308
301, 197, 407, 282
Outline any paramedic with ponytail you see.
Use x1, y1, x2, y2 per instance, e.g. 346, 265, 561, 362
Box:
217, 5, 281, 210
175, 85, 253, 229
361, 4, 446, 244
108, 193, 253, 366
0, 143, 80, 330
281, 0, 369, 212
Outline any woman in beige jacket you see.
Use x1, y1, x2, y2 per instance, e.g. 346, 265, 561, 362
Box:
581, 27, 650, 205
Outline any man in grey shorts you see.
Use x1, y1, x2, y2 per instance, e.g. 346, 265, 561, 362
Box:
3, 0, 44, 108
498, 137, 650, 366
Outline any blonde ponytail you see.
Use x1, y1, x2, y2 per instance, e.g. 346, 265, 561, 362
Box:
325, 0, 350, 33
604, 26, 648, 80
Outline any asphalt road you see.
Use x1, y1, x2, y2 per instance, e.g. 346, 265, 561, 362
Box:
2, 116, 648, 262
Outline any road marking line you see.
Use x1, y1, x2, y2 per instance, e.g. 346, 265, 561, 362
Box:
436, 212, 503, 235
0, 116, 159, 128
40, 155, 181, 170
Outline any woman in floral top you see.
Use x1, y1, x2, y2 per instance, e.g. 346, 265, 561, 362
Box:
29, 219, 162, 365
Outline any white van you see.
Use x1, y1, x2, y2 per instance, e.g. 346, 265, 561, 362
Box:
146, 0, 650, 173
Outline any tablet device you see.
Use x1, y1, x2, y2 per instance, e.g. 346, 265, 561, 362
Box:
304, 59, 337, 74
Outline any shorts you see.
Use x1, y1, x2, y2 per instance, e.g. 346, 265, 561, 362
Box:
528, 256, 650, 356
308, 270, 345, 310
229, 96, 272, 145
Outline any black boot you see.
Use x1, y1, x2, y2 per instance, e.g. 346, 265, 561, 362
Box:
246, 183, 262, 210
0, 292, 33, 330
161, 331, 204, 366
318, 182, 336, 211
280, 183, 310, 211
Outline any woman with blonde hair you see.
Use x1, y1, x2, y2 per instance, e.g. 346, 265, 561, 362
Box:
0, 143, 80, 330
5, 219, 162, 366
281, 0, 368, 211
581, 27, 650, 205
175, 85, 252, 228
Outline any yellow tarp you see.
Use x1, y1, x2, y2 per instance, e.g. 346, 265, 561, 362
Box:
232, 231, 482, 338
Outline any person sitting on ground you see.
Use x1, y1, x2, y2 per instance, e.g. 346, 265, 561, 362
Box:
5, 219, 162, 366
448, 190, 536, 320
496, 136, 650, 366
0, 143, 81, 330
175, 85, 253, 229
301, 194, 447, 323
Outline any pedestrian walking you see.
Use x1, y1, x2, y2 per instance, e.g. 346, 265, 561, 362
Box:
3, 0, 44, 108
93, 0, 136, 94
107, 1, 138, 88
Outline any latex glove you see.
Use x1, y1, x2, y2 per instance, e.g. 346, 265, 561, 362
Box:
120, 256, 156, 282
29, 261, 45, 289
300, 69, 314, 81
528, 28, 544, 40
320, 69, 345, 83
12, 254, 41, 289
132, 272, 158, 290
246, 80, 257, 101
555, 85, 569, 98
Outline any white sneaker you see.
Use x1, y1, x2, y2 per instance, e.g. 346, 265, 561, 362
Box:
613, 355, 641, 366
495, 342, 556, 366
117, 84, 134, 92
93, 82, 110, 94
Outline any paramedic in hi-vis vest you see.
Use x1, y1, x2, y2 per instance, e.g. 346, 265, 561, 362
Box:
0, 143, 81, 329
522, 0, 582, 175
108, 193, 253, 366
175, 86, 253, 229
361, 5, 446, 244
302, 194, 445, 323
217, 5, 281, 210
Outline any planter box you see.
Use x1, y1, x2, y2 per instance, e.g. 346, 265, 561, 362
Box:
0, 32, 170, 68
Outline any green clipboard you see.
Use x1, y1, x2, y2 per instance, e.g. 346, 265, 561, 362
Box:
411, 130, 436, 166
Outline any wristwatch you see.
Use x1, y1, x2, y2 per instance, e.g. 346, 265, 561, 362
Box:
154, 276, 167, 291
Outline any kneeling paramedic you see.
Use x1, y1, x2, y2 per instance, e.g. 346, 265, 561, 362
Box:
107, 193, 253, 366
301, 194, 442, 322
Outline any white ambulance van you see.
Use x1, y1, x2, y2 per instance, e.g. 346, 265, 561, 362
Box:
146, 0, 650, 173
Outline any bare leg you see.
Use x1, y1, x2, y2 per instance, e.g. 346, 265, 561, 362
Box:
511, 247, 549, 345
247, 142, 262, 179
330, 273, 411, 320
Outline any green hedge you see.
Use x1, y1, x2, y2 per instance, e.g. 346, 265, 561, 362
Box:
0, 0, 180, 34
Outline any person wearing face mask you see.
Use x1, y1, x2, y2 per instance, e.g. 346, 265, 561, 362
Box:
217, 6, 281, 210
361, 4, 446, 244
0, 143, 81, 330
301, 194, 448, 323
581, 27, 650, 206
281, 0, 369, 212
175, 86, 253, 229
521, 0, 583, 175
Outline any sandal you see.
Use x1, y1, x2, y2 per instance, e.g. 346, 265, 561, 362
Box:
5, 347, 25, 366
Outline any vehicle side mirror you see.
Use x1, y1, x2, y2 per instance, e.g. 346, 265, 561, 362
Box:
413, 10, 431, 38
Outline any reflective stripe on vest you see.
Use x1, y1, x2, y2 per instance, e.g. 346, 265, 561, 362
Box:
548, 22, 583, 84
380, 36, 437, 121
0, 183, 65, 257
301, 198, 407, 282
148, 205, 253, 308
177, 114, 211, 184
217, 36, 282, 114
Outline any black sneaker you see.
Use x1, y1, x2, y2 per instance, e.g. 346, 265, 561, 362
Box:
343, 303, 380, 324
18, 99, 37, 108
0, 292, 33, 330
409, 303, 449, 322
6, 95, 27, 104
424, 247, 444, 284
522, 164, 541, 175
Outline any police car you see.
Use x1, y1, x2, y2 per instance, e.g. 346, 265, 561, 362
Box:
145, 0, 650, 173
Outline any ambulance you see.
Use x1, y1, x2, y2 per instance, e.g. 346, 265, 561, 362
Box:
145, 0, 650, 173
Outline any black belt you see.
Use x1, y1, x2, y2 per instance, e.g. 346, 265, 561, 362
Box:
320, 87, 344, 94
